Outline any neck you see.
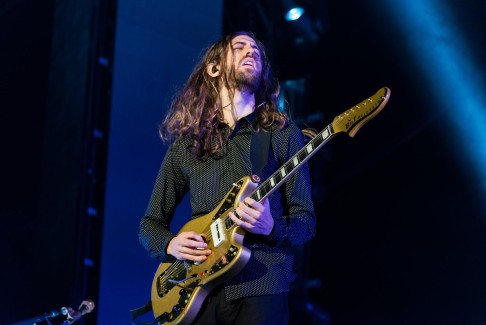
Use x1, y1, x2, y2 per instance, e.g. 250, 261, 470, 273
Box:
220, 88, 255, 127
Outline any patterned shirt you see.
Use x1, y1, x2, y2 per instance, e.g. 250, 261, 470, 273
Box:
139, 111, 316, 301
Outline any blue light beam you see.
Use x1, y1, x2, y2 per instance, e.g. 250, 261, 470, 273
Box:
382, 0, 486, 194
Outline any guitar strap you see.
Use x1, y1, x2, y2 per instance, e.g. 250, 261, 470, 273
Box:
130, 301, 158, 325
250, 127, 272, 177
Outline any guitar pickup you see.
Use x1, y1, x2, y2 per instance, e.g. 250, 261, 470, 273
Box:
210, 219, 226, 247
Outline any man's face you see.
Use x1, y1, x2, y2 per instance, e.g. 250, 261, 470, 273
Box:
228, 35, 263, 92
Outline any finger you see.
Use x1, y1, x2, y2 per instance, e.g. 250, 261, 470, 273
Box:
229, 211, 248, 229
235, 207, 256, 225
180, 246, 211, 256
181, 253, 209, 262
243, 197, 265, 211
243, 197, 256, 207
237, 206, 258, 224
182, 231, 206, 243
242, 201, 264, 216
180, 241, 208, 251
192, 246, 212, 255
179, 233, 208, 248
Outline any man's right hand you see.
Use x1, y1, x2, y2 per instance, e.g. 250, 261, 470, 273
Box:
167, 231, 211, 262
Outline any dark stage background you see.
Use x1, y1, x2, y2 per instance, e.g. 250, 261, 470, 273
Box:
2, 0, 486, 324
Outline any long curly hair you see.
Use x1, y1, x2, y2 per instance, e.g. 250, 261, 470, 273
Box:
160, 31, 288, 158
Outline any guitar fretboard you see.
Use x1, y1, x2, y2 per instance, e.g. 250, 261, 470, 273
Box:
250, 124, 335, 202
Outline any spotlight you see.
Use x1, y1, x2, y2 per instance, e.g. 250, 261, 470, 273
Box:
285, 7, 305, 21
281, 0, 327, 51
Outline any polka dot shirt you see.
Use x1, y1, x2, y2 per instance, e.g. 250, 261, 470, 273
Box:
139, 111, 316, 301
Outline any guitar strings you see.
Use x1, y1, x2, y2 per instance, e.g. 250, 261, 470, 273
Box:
158, 210, 240, 285
158, 220, 217, 284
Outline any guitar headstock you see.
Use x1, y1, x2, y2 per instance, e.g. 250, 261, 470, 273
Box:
332, 87, 391, 137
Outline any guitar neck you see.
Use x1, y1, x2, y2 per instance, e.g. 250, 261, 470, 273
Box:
250, 123, 337, 203
223, 86, 390, 230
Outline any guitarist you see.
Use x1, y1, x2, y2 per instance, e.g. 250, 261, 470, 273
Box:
139, 31, 316, 324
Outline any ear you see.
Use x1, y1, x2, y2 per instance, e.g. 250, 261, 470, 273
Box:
207, 63, 221, 77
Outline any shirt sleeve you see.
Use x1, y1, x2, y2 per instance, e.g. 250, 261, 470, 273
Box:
266, 123, 316, 247
138, 141, 189, 262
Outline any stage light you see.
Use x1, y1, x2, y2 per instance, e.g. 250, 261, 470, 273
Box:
285, 7, 305, 21
381, 0, 486, 193
280, 1, 326, 51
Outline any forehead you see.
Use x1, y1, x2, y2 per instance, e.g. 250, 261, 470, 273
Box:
231, 35, 259, 48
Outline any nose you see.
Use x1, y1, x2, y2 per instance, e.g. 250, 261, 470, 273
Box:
245, 47, 256, 57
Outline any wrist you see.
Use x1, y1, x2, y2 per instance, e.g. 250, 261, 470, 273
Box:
166, 237, 175, 256
265, 218, 275, 236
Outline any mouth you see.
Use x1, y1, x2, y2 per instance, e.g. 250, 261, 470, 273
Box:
241, 58, 256, 69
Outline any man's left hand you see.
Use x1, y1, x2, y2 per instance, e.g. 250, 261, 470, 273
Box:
229, 197, 274, 236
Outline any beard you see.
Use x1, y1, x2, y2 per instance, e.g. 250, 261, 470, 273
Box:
235, 69, 261, 93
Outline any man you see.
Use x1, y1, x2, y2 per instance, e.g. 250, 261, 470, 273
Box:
139, 31, 315, 324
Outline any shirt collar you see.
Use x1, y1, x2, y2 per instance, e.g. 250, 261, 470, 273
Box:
224, 110, 258, 138
242, 110, 258, 127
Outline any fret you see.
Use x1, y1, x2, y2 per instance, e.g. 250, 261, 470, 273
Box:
263, 182, 271, 194
297, 151, 307, 163
224, 215, 233, 230
311, 132, 323, 148
282, 164, 288, 174
252, 187, 264, 200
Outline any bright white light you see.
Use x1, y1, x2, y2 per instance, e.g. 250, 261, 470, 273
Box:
285, 7, 305, 21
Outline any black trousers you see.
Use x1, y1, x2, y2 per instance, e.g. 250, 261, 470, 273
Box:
193, 286, 289, 325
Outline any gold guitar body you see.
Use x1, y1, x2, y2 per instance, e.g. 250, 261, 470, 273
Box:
151, 176, 258, 324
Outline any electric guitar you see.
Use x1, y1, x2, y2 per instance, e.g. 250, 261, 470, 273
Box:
150, 87, 391, 324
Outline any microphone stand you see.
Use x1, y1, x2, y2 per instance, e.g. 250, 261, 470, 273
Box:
29, 308, 66, 324
16, 300, 93, 325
